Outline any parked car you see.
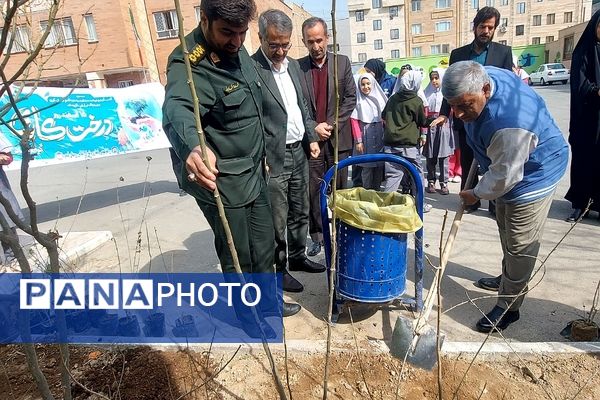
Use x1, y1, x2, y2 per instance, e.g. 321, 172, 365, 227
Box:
529, 63, 570, 86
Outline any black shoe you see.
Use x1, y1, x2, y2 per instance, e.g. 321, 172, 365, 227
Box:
283, 302, 301, 317
464, 200, 481, 214
475, 305, 520, 333
282, 271, 304, 293
307, 241, 322, 257
475, 275, 501, 291
566, 208, 587, 222
289, 258, 326, 273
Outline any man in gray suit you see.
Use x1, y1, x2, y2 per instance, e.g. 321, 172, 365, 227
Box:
252, 10, 326, 304
297, 17, 357, 256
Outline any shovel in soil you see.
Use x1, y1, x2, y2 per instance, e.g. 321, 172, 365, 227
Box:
391, 160, 479, 370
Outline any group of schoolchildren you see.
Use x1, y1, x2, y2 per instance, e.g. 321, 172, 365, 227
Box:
350, 59, 458, 210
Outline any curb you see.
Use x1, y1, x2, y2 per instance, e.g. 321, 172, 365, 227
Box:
138, 339, 600, 357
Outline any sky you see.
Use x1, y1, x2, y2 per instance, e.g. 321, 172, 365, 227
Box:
290, 0, 350, 21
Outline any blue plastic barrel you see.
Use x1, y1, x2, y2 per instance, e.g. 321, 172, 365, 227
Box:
336, 221, 407, 302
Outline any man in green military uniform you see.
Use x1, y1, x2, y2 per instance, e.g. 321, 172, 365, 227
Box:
162, 0, 300, 318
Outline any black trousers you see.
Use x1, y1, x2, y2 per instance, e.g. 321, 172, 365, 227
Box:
308, 141, 350, 243
268, 143, 310, 272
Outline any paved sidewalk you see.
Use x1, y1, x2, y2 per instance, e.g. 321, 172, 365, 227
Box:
7, 85, 599, 347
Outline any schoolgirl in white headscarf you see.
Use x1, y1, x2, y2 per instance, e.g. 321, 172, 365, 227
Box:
350, 73, 387, 189
422, 68, 455, 195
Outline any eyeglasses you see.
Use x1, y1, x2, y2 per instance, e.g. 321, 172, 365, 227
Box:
267, 42, 292, 51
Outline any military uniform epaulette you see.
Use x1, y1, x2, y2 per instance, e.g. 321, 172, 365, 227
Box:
188, 43, 206, 66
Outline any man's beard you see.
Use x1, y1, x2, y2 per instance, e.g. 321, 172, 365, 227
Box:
474, 32, 494, 48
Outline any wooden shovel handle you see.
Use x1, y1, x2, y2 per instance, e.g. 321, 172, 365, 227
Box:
416, 159, 480, 328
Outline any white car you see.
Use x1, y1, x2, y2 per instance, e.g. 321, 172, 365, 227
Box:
529, 63, 570, 86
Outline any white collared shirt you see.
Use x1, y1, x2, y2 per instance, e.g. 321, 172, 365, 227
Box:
261, 48, 304, 144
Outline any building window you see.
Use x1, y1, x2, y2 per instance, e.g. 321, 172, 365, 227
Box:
501, 18, 508, 27
435, 21, 451, 32
195, 6, 201, 23
431, 44, 449, 54
516, 24, 524, 35
356, 10, 365, 22
516, 2, 525, 13
486, 0, 494, 6
373, 20, 382, 31
374, 39, 383, 50
564, 12, 572, 23
391, 49, 400, 58
563, 34, 574, 60
357, 33, 366, 43
372, 0, 382, 8
411, 24, 422, 35
358, 53, 367, 62
118, 80, 134, 88
500, 0, 508, 5
532, 37, 541, 44
546, 35, 555, 42
472, 0, 479, 9
5, 25, 31, 53
435, 0, 451, 8
499, 40, 507, 45
83, 14, 98, 42
412, 47, 422, 57
411, 0, 421, 12
532, 15, 541, 26
390, 28, 399, 40
327, 43, 340, 52
153, 10, 178, 39
40, 17, 77, 47
389, 6, 399, 18
547, 13, 555, 24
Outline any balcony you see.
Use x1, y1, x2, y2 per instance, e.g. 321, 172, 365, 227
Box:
348, 0, 368, 11
382, 0, 404, 7
412, 34, 435, 43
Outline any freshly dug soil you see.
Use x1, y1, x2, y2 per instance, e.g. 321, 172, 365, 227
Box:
1, 344, 599, 399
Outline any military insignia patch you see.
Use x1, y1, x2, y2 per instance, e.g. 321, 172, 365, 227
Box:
224, 82, 240, 94
209, 52, 221, 64
188, 44, 205, 65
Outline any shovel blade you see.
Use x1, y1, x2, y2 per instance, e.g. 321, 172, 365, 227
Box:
390, 316, 444, 370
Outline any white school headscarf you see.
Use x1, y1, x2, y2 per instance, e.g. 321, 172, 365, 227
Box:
424, 68, 446, 113
351, 73, 387, 123
392, 70, 429, 108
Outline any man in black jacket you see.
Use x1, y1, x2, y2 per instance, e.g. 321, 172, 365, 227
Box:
431, 6, 512, 292
252, 9, 326, 301
297, 17, 357, 256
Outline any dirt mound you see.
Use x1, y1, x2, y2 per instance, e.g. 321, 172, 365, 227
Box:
1, 344, 599, 399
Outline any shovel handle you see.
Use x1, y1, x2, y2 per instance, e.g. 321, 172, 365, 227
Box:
415, 159, 480, 330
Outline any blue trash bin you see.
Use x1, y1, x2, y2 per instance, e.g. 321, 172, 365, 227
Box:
320, 153, 424, 311
336, 221, 407, 302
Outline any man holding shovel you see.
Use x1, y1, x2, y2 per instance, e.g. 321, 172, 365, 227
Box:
442, 61, 568, 332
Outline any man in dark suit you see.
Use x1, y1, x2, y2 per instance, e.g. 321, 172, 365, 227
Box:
252, 10, 326, 302
297, 17, 357, 256
431, 6, 512, 292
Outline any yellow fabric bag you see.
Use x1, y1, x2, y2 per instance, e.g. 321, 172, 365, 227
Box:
331, 187, 423, 233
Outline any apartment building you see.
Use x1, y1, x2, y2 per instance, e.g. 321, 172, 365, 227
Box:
347, 0, 591, 63
462, 0, 592, 48
2, 0, 313, 88
347, 0, 407, 63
